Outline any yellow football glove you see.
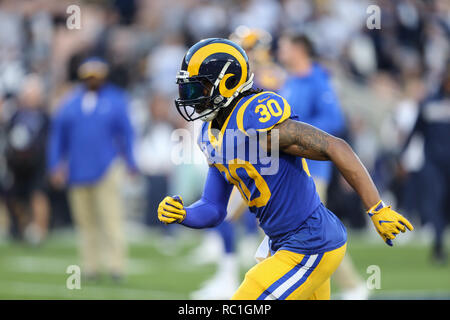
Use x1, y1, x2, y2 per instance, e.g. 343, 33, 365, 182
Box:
158, 196, 186, 224
368, 200, 414, 246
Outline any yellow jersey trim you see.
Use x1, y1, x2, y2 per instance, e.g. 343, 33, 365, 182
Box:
207, 96, 244, 150
258, 95, 291, 132
236, 91, 267, 135
301, 158, 311, 177
237, 92, 291, 135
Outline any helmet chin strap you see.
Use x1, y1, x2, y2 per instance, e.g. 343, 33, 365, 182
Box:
199, 109, 219, 122
213, 61, 232, 89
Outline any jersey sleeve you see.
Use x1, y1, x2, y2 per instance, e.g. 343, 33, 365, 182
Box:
237, 91, 296, 135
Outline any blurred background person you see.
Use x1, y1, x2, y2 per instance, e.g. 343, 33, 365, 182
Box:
230, 26, 286, 92
278, 32, 346, 199
3, 74, 50, 245
136, 93, 176, 228
277, 31, 369, 299
400, 62, 450, 264
47, 57, 137, 282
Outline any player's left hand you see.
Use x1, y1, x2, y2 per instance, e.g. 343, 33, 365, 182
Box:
158, 195, 186, 224
368, 201, 414, 246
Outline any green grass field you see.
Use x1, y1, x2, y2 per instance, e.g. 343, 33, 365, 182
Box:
0, 227, 449, 300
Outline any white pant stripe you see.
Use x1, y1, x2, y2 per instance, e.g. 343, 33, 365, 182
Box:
265, 254, 319, 300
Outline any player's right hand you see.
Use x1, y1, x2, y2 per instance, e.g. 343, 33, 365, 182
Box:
158, 196, 186, 224
368, 200, 414, 246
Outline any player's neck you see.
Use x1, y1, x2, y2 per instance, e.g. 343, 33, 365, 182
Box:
211, 89, 259, 129
212, 106, 233, 129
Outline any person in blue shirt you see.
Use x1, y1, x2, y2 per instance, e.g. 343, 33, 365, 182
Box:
277, 32, 369, 299
278, 32, 345, 197
47, 57, 137, 282
401, 64, 450, 264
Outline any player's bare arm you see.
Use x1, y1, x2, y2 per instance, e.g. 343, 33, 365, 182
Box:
269, 118, 380, 210
268, 118, 413, 244
266, 118, 413, 246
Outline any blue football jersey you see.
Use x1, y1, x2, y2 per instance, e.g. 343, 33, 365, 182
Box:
197, 91, 321, 238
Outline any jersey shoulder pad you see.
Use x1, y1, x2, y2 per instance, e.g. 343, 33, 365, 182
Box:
236, 91, 292, 135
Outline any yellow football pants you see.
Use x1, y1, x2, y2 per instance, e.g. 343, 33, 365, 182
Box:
232, 243, 347, 300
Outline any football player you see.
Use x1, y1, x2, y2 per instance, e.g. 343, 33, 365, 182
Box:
158, 38, 413, 300
190, 27, 284, 300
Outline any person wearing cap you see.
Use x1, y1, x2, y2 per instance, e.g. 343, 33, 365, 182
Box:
47, 57, 137, 282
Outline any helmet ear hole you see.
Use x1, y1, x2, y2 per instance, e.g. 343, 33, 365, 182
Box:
225, 75, 238, 90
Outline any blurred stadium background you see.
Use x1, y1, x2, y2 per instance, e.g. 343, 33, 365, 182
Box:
0, 0, 449, 300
